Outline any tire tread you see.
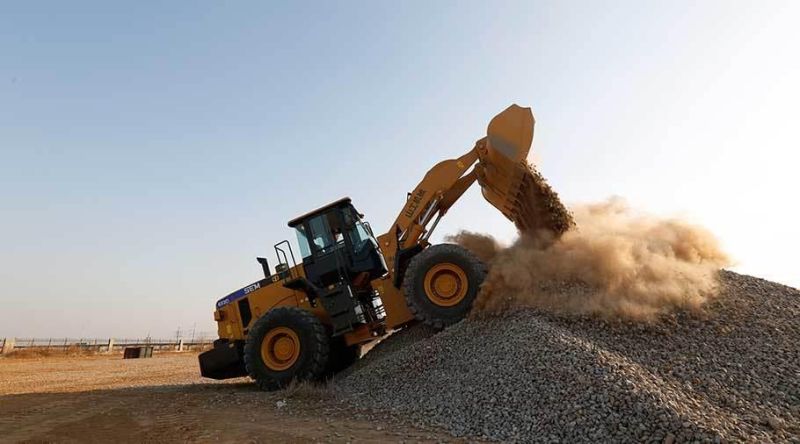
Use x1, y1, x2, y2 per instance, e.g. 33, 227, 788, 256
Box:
402, 244, 487, 329
243, 306, 329, 391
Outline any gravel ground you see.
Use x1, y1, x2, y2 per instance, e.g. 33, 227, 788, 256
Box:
335, 271, 800, 443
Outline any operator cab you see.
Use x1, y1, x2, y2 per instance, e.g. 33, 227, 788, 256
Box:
288, 197, 387, 288
285, 198, 387, 336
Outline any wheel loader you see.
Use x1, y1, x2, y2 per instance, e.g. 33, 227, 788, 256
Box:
199, 104, 561, 390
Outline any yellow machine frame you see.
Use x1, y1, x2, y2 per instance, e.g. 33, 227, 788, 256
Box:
212, 104, 537, 348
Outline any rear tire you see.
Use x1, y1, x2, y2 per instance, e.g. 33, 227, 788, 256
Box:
402, 244, 487, 329
244, 306, 329, 391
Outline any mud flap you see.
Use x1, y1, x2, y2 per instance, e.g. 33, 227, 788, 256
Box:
198, 341, 247, 380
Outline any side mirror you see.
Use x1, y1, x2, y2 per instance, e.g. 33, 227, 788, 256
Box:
256, 257, 270, 278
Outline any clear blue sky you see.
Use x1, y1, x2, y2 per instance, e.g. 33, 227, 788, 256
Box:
2, 1, 798, 338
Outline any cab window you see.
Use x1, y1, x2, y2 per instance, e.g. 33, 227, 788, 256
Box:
308, 213, 335, 253
295, 225, 312, 258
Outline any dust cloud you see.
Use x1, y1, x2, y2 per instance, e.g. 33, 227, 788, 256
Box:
451, 198, 731, 321
444, 231, 503, 264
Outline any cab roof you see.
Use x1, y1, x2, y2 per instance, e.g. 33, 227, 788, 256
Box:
287, 197, 352, 228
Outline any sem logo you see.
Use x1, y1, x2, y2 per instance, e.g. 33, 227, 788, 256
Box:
404, 189, 426, 218
244, 282, 261, 294
217, 298, 230, 308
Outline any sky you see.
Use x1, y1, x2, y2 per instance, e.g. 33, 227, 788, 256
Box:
1, 1, 798, 339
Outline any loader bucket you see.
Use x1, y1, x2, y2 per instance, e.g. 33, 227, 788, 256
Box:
477, 104, 574, 237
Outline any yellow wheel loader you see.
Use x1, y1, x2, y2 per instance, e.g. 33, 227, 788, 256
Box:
199, 104, 567, 390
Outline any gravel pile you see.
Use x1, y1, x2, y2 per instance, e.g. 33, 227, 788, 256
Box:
335, 271, 800, 443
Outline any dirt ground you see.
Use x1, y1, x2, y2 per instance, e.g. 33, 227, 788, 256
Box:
0, 353, 456, 443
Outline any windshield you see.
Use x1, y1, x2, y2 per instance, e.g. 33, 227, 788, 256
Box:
348, 218, 377, 254
350, 221, 371, 244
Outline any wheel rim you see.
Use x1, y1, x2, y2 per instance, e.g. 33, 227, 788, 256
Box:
423, 262, 469, 307
261, 326, 300, 371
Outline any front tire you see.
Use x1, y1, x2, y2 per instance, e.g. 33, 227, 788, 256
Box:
402, 244, 487, 329
243, 306, 329, 391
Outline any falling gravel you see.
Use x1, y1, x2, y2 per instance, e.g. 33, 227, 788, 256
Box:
334, 271, 800, 443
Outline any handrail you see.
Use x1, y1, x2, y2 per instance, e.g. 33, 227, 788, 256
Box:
274, 240, 298, 278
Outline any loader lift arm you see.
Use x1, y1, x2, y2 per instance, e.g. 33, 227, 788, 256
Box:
376, 104, 536, 290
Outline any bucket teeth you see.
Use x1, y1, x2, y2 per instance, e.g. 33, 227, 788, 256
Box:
512, 163, 574, 236
478, 161, 574, 237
